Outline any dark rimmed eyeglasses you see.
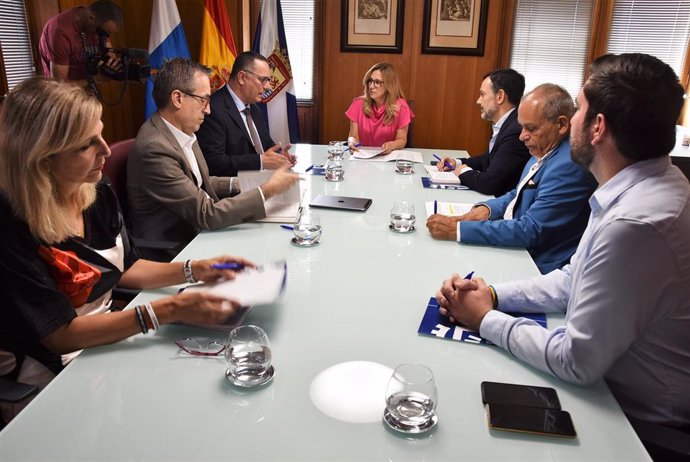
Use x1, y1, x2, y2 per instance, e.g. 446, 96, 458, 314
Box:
175, 338, 226, 356
179, 90, 211, 107
242, 69, 272, 85
366, 78, 385, 88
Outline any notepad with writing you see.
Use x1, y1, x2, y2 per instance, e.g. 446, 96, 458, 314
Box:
418, 297, 546, 345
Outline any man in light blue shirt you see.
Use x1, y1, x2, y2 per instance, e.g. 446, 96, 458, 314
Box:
436, 54, 690, 436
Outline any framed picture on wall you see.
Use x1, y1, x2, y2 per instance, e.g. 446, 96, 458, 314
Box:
341, 0, 405, 53
422, 0, 488, 55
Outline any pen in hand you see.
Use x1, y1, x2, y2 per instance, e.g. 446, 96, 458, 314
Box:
463, 271, 475, 280
434, 200, 438, 215
211, 263, 245, 270
344, 142, 361, 152
433, 154, 455, 171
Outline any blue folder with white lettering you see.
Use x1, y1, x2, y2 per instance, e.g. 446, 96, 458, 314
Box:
421, 177, 469, 190
418, 297, 546, 345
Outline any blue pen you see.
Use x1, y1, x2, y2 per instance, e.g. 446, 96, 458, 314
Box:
434, 200, 437, 214
344, 142, 361, 152
433, 154, 455, 171
305, 165, 314, 173
464, 270, 475, 280
212, 263, 245, 270
280, 224, 294, 231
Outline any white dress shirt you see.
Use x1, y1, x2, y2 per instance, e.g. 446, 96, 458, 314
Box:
480, 156, 690, 426
160, 117, 206, 190
461, 107, 514, 174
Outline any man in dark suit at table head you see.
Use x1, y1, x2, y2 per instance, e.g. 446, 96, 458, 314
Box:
196, 51, 296, 177
127, 57, 298, 261
428, 83, 597, 275
437, 68, 531, 196
436, 54, 690, 455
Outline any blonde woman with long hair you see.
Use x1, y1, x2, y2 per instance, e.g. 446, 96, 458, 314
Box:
346, 63, 415, 154
0, 77, 251, 422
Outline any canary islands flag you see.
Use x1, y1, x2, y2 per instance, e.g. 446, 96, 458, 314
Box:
199, 0, 237, 93
252, 0, 299, 144
145, 0, 191, 119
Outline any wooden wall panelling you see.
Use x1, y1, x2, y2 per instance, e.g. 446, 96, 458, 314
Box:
320, 0, 507, 155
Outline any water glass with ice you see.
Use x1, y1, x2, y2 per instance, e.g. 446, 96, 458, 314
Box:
390, 201, 416, 232
385, 364, 438, 429
225, 325, 273, 386
325, 159, 345, 182
395, 152, 414, 175
328, 141, 346, 160
292, 209, 322, 246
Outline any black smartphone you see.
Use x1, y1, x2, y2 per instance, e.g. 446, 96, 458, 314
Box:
481, 381, 561, 409
486, 403, 577, 438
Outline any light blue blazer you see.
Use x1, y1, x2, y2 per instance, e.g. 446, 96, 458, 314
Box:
460, 137, 597, 274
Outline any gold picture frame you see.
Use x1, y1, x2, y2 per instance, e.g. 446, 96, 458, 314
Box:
341, 0, 405, 53
422, 0, 488, 55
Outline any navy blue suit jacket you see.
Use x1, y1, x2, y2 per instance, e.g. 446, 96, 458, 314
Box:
196, 86, 274, 177
460, 138, 597, 274
459, 109, 531, 196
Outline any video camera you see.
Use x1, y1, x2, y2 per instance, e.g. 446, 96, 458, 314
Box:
85, 27, 150, 82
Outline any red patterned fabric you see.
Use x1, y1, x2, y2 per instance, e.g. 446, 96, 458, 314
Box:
38, 245, 102, 307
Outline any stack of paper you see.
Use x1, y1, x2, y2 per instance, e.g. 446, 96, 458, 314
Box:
238, 171, 301, 222
428, 171, 461, 185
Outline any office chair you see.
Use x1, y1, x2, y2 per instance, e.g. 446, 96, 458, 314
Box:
104, 139, 183, 304
0, 377, 39, 430
627, 415, 690, 461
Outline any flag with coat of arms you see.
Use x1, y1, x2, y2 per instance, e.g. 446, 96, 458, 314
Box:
252, 0, 300, 144
145, 0, 191, 119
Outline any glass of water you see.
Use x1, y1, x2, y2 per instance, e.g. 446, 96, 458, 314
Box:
390, 201, 416, 233
384, 364, 438, 431
225, 325, 274, 387
395, 152, 414, 175
325, 159, 345, 182
292, 208, 322, 247
328, 141, 346, 160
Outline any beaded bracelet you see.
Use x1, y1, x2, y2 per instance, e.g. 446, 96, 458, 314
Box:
144, 301, 160, 331
134, 305, 148, 334
183, 259, 196, 284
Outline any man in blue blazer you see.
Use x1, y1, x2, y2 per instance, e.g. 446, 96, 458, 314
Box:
196, 51, 294, 177
427, 83, 597, 274
438, 69, 531, 196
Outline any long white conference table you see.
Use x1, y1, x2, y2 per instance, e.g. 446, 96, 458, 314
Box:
0, 145, 650, 461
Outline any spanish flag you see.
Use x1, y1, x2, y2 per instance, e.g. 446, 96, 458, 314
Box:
199, 0, 238, 93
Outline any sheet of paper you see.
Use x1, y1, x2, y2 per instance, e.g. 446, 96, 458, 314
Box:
238, 170, 301, 222
351, 149, 424, 163
183, 261, 287, 307
425, 201, 474, 217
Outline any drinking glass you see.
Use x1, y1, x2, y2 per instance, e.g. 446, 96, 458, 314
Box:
325, 159, 345, 181
292, 209, 322, 246
390, 201, 416, 232
328, 141, 346, 160
225, 325, 273, 387
395, 152, 414, 175
384, 364, 438, 429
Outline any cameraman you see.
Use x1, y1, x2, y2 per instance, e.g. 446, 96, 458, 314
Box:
38, 0, 123, 87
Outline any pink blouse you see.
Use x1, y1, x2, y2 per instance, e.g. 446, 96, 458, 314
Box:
345, 97, 415, 147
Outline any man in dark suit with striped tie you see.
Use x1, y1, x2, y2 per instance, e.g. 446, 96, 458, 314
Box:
196, 51, 295, 177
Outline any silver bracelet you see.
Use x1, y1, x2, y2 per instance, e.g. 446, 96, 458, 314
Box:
183, 259, 196, 284
144, 302, 160, 331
